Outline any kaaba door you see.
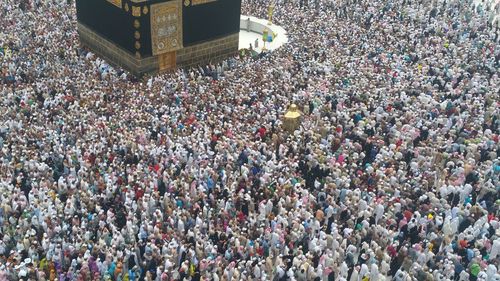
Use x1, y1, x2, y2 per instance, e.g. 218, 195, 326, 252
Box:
158, 51, 176, 72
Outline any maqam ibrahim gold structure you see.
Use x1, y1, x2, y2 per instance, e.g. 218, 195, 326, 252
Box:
283, 104, 302, 132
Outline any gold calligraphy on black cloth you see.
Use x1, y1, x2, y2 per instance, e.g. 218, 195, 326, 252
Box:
150, 0, 183, 55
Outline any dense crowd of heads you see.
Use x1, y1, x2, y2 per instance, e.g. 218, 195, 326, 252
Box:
1, 0, 499, 280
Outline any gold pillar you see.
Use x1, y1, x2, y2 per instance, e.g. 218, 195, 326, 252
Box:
268, 3, 275, 25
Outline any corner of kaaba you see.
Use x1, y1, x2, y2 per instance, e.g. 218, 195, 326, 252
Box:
75, 0, 242, 76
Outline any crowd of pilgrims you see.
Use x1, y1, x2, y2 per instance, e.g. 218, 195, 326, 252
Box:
1, 0, 500, 280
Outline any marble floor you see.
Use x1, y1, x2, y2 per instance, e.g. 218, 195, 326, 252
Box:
238, 15, 288, 53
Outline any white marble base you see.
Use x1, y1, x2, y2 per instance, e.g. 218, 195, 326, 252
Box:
238, 15, 289, 53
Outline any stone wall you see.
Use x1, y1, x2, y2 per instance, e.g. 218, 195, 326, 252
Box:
79, 22, 239, 75
177, 33, 239, 68
78, 23, 158, 76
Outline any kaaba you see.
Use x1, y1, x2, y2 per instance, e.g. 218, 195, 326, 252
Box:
76, 0, 241, 76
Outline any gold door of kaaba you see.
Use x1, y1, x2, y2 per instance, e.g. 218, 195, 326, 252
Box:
159, 51, 176, 71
